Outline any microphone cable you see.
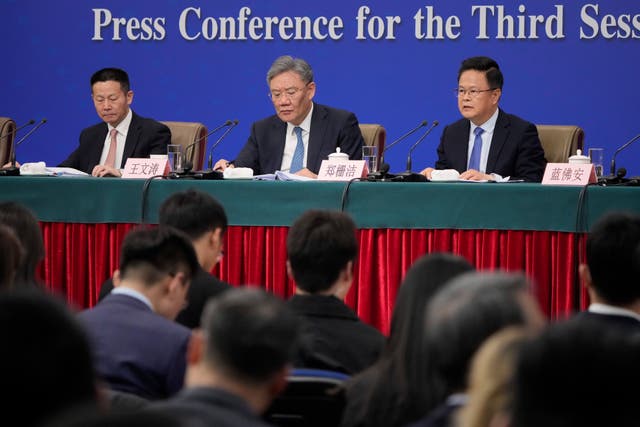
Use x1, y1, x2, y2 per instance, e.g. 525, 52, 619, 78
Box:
140, 174, 167, 224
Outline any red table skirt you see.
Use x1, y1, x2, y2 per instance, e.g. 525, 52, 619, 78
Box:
39, 223, 588, 334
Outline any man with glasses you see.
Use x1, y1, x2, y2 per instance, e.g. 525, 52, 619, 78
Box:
421, 56, 546, 182
214, 55, 364, 177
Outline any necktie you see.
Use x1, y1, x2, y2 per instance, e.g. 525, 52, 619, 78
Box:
290, 126, 305, 173
468, 127, 484, 171
104, 128, 118, 168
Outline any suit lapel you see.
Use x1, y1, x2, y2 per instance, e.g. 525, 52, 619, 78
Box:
307, 104, 329, 171
452, 121, 471, 172
121, 112, 141, 168
88, 124, 109, 169
486, 110, 510, 173
269, 118, 287, 172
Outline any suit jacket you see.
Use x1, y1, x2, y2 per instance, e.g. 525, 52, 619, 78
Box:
233, 103, 364, 175
573, 311, 640, 333
98, 267, 232, 329
149, 386, 272, 427
59, 111, 170, 174
288, 294, 385, 375
435, 109, 546, 182
77, 293, 190, 400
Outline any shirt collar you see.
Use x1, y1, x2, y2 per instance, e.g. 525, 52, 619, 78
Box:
589, 303, 640, 322
287, 102, 314, 136
108, 108, 133, 136
111, 286, 153, 311
471, 107, 499, 134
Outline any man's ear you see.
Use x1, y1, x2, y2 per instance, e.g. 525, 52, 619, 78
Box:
268, 365, 291, 398
112, 270, 121, 287
579, 263, 593, 292
186, 330, 204, 366
286, 260, 294, 280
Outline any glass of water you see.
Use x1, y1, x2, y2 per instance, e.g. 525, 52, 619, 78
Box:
588, 148, 604, 178
362, 145, 378, 174
167, 144, 183, 172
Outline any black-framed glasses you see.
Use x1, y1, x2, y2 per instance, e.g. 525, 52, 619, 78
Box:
454, 88, 497, 98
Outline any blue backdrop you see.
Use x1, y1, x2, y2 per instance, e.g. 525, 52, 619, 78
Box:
2, 0, 639, 175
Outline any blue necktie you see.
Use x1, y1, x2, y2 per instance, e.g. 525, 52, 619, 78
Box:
468, 127, 484, 171
290, 126, 305, 173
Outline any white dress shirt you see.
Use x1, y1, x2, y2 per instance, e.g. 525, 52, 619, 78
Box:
280, 103, 314, 172
98, 108, 133, 168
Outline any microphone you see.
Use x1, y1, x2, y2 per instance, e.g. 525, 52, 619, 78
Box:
368, 120, 428, 181
207, 119, 239, 170
406, 120, 439, 172
2, 119, 47, 176
0, 119, 36, 142
610, 133, 640, 176
182, 120, 233, 172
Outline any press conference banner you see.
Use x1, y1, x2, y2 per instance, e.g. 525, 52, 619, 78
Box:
2, 1, 639, 175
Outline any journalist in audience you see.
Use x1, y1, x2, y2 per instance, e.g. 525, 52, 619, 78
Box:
79, 226, 198, 400
214, 55, 364, 177
149, 288, 299, 427
341, 253, 474, 427
286, 210, 385, 375
0, 224, 24, 290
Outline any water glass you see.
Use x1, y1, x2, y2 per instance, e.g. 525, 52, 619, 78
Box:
167, 144, 183, 172
362, 145, 378, 173
588, 148, 604, 178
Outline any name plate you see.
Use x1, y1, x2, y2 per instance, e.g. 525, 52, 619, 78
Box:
541, 163, 597, 186
122, 158, 170, 179
318, 159, 367, 181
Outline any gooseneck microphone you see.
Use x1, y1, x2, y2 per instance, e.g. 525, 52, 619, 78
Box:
406, 120, 439, 172
207, 120, 239, 170
1, 119, 47, 177
379, 120, 428, 166
0, 119, 36, 143
610, 133, 640, 176
182, 120, 233, 172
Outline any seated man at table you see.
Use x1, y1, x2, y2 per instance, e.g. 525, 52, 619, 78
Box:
286, 210, 385, 374
214, 55, 364, 177
420, 56, 546, 182
99, 189, 231, 329
59, 67, 170, 177
78, 226, 198, 400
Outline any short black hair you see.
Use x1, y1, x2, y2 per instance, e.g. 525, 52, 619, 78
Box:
0, 224, 24, 290
287, 210, 358, 293
0, 291, 97, 426
586, 212, 640, 305
159, 189, 228, 239
458, 56, 504, 90
202, 288, 299, 383
90, 67, 130, 93
119, 226, 199, 285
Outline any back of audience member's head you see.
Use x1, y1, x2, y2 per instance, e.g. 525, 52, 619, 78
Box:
0, 201, 45, 287
511, 318, 640, 427
0, 291, 97, 426
422, 272, 544, 412
201, 288, 300, 385
159, 189, 228, 239
43, 407, 184, 427
583, 211, 640, 306
0, 224, 24, 290
118, 226, 199, 287
287, 210, 357, 293
457, 327, 532, 427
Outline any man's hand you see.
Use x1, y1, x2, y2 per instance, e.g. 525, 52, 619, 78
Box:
420, 167, 434, 179
213, 159, 233, 171
459, 169, 492, 181
92, 165, 122, 177
295, 168, 317, 179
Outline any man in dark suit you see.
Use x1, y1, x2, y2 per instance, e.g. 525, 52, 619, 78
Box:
214, 56, 364, 177
59, 67, 170, 177
575, 212, 640, 331
78, 226, 199, 400
286, 210, 385, 375
99, 189, 231, 329
149, 288, 300, 427
421, 57, 546, 182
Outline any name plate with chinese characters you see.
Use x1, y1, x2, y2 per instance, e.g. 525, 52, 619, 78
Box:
121, 158, 170, 179
317, 160, 367, 181
541, 163, 597, 186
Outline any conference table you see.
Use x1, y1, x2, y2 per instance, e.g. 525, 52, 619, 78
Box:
2, 176, 639, 334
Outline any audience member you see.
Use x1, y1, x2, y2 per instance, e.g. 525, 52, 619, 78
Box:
214, 55, 364, 177
577, 211, 640, 330
59, 67, 170, 177
0, 201, 45, 288
99, 189, 231, 328
0, 224, 24, 290
341, 253, 474, 427
286, 210, 385, 375
149, 288, 299, 427
421, 56, 546, 182
0, 291, 98, 427
78, 226, 198, 400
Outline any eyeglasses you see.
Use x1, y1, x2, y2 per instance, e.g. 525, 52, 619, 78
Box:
454, 88, 497, 98
268, 85, 307, 100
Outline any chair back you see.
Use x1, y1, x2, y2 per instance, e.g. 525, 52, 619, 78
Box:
536, 125, 584, 163
359, 124, 386, 165
0, 117, 17, 166
264, 368, 349, 427
160, 121, 208, 170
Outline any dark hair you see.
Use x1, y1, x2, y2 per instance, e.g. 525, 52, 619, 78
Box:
0, 202, 45, 287
0, 224, 24, 290
202, 288, 299, 383
159, 189, 228, 239
421, 272, 533, 412
458, 56, 504, 90
90, 67, 130, 92
511, 318, 640, 427
0, 291, 97, 426
119, 226, 199, 285
287, 210, 357, 293
342, 253, 474, 427
585, 212, 640, 305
